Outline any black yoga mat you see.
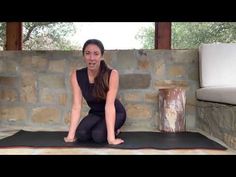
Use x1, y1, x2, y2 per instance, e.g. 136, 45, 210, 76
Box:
0, 130, 227, 150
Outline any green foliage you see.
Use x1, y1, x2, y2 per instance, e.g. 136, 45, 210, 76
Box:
0, 22, 6, 50
172, 22, 236, 49
23, 22, 78, 50
0, 22, 78, 50
135, 23, 154, 49
135, 22, 236, 49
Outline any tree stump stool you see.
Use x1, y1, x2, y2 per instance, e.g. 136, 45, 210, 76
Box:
159, 87, 186, 132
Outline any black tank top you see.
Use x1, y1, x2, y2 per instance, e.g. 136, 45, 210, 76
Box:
76, 67, 126, 117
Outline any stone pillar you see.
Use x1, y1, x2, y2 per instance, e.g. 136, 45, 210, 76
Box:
159, 87, 186, 132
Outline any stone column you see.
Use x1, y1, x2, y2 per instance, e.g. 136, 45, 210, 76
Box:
159, 87, 186, 132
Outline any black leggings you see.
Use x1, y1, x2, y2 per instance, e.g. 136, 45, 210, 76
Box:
76, 112, 126, 143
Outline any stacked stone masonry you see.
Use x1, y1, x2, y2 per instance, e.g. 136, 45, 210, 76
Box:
0, 50, 199, 131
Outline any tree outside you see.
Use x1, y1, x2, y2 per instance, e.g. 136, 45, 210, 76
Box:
0, 22, 6, 50
2, 22, 236, 50
135, 22, 236, 49
0, 22, 79, 50
135, 22, 155, 49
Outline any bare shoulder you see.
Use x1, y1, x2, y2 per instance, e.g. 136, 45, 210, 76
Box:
70, 69, 78, 83
109, 69, 119, 88
110, 69, 119, 78
71, 69, 77, 78
71, 67, 83, 75
71, 69, 77, 75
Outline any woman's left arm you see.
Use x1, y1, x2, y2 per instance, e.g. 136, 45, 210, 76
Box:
105, 69, 124, 145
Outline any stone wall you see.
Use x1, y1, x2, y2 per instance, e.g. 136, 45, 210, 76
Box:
196, 100, 236, 149
0, 50, 199, 131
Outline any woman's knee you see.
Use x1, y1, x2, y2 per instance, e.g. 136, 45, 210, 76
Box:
91, 130, 107, 143
76, 129, 91, 141
116, 112, 126, 128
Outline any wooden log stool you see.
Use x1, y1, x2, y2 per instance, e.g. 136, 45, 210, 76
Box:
159, 87, 186, 132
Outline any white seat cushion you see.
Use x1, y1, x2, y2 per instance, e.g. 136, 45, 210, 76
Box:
199, 43, 236, 87
196, 87, 236, 105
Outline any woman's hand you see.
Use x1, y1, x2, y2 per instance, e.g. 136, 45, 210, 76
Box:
64, 136, 77, 143
108, 138, 124, 145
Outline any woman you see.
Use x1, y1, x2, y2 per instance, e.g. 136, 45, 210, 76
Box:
64, 39, 126, 145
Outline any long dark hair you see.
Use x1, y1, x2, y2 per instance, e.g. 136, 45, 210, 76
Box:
82, 39, 111, 100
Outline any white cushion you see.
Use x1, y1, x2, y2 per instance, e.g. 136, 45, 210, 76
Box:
196, 87, 236, 105
199, 43, 236, 87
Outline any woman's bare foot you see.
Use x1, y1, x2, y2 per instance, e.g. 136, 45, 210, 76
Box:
108, 138, 124, 145
64, 137, 77, 143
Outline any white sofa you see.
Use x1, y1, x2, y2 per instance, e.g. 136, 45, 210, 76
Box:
196, 43, 236, 105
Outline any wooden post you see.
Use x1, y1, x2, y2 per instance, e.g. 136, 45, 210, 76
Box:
159, 87, 186, 132
155, 22, 171, 49
5, 22, 22, 50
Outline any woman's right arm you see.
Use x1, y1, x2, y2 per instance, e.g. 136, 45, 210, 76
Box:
64, 70, 83, 142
